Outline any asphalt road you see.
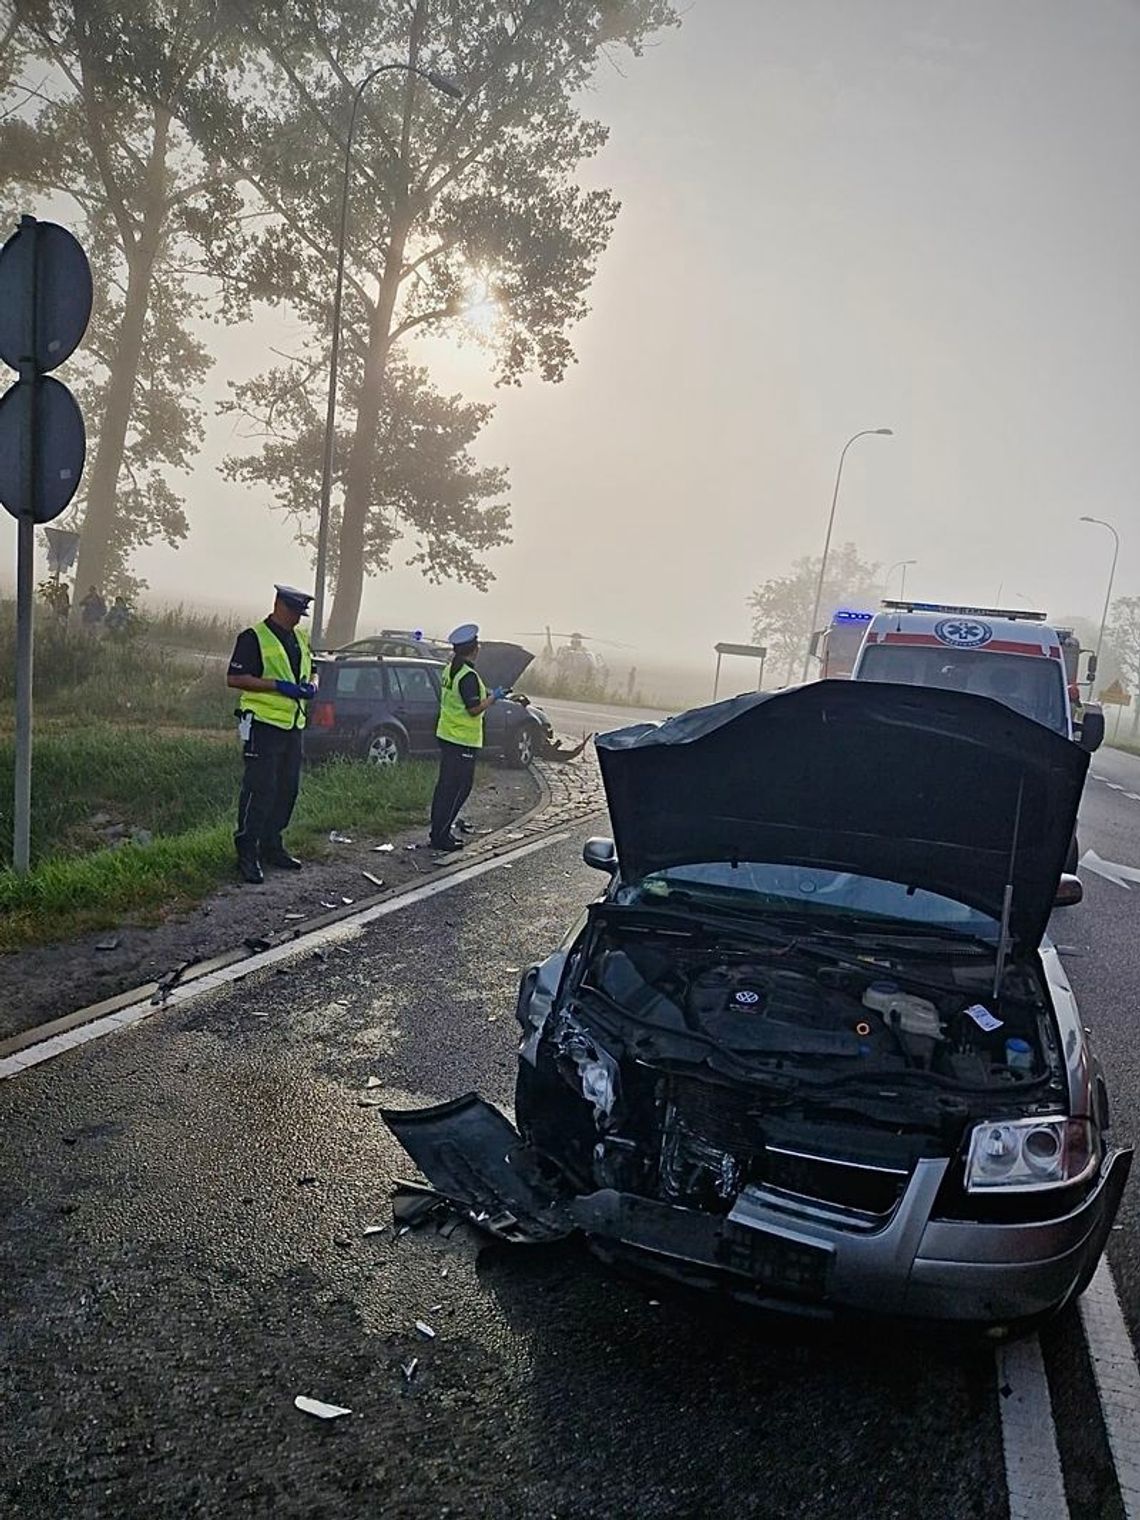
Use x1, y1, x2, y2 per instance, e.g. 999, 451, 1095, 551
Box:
3, 735, 1140, 1518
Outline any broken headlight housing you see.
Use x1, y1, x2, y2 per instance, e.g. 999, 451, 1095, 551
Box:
965, 1116, 1099, 1193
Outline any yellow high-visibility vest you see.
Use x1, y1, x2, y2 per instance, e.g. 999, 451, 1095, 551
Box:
436, 661, 486, 747
238, 621, 312, 730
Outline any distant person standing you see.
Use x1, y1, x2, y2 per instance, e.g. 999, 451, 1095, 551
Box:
428, 623, 505, 852
80, 585, 106, 631
105, 595, 131, 638
226, 585, 316, 884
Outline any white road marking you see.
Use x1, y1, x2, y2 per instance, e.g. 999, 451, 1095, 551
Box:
1106, 783, 1126, 792
0, 832, 571, 1081
997, 1336, 1070, 1520
1080, 849, 1140, 890
1126, 793, 1140, 802
1080, 1261, 1140, 1518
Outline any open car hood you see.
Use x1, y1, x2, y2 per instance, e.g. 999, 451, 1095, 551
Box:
476, 641, 534, 692
595, 681, 1088, 951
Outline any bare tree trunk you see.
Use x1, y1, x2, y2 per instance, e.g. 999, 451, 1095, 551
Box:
73, 107, 169, 601
324, 221, 408, 647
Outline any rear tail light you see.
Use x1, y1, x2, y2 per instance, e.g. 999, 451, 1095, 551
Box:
1068, 682, 1081, 704
311, 700, 335, 729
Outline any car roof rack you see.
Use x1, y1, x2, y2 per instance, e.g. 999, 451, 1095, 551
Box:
880, 600, 1048, 622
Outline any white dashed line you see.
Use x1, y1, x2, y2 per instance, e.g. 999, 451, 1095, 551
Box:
998, 1336, 1070, 1519
0, 831, 571, 1081
1080, 1261, 1140, 1518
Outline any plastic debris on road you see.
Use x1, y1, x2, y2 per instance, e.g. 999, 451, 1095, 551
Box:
340, 896, 354, 905
294, 1395, 352, 1420
95, 937, 120, 952
250, 1011, 270, 1019
401, 1358, 418, 1383
328, 831, 353, 844
319, 900, 338, 909
243, 936, 271, 953
365, 1076, 383, 1088
373, 844, 395, 853
361, 871, 384, 888
283, 912, 305, 921
415, 1320, 436, 1339
363, 1224, 387, 1236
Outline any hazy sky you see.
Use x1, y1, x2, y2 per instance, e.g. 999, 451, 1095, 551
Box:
6, 0, 1140, 663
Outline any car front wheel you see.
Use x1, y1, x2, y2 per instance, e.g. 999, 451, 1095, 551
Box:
364, 728, 405, 767
507, 724, 536, 769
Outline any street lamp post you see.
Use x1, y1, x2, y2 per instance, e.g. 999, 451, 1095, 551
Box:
311, 62, 463, 648
801, 428, 893, 682
885, 557, 916, 601
1080, 515, 1121, 689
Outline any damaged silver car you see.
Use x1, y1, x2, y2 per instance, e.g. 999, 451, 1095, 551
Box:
383, 682, 1132, 1326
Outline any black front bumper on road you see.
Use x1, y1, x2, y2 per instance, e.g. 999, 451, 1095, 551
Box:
382, 1095, 1133, 1324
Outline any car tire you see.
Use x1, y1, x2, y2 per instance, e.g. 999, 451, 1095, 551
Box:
363, 727, 405, 767
507, 723, 536, 769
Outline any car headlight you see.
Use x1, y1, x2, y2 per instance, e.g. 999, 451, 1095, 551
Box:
965, 1116, 1099, 1192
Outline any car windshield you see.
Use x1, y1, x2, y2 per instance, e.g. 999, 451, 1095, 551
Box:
622, 861, 999, 940
856, 644, 1067, 733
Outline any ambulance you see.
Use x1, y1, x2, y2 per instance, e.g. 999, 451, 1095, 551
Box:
850, 602, 1104, 866
812, 608, 873, 679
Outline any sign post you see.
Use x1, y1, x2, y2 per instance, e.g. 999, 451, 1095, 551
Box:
0, 216, 92, 872
712, 641, 768, 701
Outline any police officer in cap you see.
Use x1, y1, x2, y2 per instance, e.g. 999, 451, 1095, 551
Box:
429, 623, 506, 851
226, 585, 317, 883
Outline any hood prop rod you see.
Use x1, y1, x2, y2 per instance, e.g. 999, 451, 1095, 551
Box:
992, 775, 1025, 1001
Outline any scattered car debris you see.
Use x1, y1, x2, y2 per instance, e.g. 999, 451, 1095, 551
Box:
328, 831, 353, 844
95, 937, 120, 952
340, 896, 355, 906
243, 936, 272, 953
294, 1395, 351, 1420
363, 1224, 387, 1236
361, 871, 385, 888
414, 1320, 436, 1339
401, 1358, 418, 1383
405, 844, 418, 851
150, 959, 192, 1006
319, 900, 338, 910
373, 844, 395, 853
312, 948, 328, 963
283, 912, 305, 922
250, 1011, 270, 1019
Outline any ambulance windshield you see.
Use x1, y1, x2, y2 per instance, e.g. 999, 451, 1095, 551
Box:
856, 645, 1068, 734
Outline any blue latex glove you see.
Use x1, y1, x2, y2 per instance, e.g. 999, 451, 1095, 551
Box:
491, 686, 508, 701
275, 679, 306, 699
298, 681, 317, 700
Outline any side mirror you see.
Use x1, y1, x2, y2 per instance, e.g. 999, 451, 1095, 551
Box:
1054, 874, 1083, 907
583, 836, 618, 874
1077, 709, 1105, 753
1086, 652, 1098, 681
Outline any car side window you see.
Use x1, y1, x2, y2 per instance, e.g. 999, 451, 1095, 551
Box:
390, 665, 439, 704
335, 664, 383, 697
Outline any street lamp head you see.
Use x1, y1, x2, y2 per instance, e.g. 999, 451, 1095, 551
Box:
427, 70, 465, 99
874, 428, 893, 436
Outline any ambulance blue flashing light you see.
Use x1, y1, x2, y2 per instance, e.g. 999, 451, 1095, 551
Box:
834, 609, 873, 623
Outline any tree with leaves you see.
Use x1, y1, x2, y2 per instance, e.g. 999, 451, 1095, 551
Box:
222, 352, 510, 588
749, 542, 883, 686
0, 0, 240, 594
185, 0, 678, 643
1108, 596, 1140, 736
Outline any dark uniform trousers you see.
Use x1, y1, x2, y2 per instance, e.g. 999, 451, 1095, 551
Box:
235, 719, 303, 859
429, 739, 477, 845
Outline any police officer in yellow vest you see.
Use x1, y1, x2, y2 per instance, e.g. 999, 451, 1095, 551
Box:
429, 623, 507, 851
226, 585, 316, 883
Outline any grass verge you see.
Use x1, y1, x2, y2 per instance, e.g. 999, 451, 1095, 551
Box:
0, 729, 434, 949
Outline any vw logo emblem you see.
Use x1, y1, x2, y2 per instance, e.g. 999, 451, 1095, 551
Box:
733, 989, 761, 1006
935, 617, 993, 648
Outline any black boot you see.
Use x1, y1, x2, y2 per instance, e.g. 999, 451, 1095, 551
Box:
237, 848, 264, 884
264, 847, 303, 870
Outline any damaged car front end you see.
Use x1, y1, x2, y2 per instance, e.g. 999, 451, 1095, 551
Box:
383, 682, 1131, 1326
